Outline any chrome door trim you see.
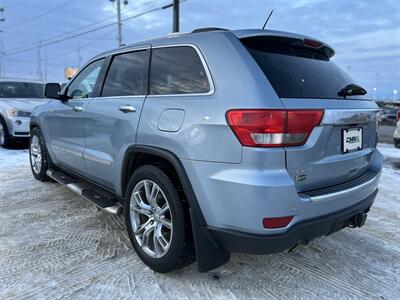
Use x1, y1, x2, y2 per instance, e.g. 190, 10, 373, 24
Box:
83, 151, 113, 167
51, 144, 83, 158
91, 95, 147, 100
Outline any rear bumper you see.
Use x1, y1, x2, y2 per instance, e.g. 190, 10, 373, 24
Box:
209, 189, 377, 254
182, 148, 382, 235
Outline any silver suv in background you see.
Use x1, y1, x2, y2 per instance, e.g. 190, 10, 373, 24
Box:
393, 110, 400, 148
0, 79, 47, 147
30, 28, 382, 273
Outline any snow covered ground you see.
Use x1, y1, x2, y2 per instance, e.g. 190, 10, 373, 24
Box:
0, 144, 399, 299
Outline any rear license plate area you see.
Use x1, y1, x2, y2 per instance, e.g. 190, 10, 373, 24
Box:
342, 128, 363, 153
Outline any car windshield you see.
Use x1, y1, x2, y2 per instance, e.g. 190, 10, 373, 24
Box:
0, 82, 44, 98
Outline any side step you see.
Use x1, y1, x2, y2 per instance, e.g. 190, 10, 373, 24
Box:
46, 170, 123, 215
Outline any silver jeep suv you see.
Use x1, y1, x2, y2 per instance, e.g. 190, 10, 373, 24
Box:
30, 28, 382, 273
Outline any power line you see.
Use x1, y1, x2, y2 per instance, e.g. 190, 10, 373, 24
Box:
4, 27, 115, 63
4, 2, 169, 56
46, 28, 116, 61
4, 0, 160, 53
5, 15, 117, 53
4, 0, 78, 29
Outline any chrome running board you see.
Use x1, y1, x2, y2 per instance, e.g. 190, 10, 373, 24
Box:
46, 169, 123, 215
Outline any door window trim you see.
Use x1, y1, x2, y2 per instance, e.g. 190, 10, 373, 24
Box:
69, 43, 215, 99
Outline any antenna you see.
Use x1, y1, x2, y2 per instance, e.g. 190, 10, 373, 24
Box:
262, 9, 274, 30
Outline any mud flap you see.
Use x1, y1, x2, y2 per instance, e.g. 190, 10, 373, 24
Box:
189, 208, 231, 272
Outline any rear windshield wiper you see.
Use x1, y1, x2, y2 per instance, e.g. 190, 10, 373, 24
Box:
338, 84, 367, 99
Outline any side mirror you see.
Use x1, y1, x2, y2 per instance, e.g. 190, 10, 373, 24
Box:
44, 83, 63, 100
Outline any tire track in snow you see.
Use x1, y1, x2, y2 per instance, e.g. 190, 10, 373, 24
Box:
274, 253, 381, 298
1, 145, 400, 299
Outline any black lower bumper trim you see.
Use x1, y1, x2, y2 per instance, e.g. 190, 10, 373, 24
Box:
13, 132, 30, 136
208, 189, 378, 255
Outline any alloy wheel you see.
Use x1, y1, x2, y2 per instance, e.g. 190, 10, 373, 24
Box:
130, 179, 173, 258
30, 135, 42, 174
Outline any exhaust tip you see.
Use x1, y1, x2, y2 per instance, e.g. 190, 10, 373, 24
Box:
347, 213, 367, 228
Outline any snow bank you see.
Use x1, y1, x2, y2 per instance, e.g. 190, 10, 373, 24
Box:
378, 143, 400, 159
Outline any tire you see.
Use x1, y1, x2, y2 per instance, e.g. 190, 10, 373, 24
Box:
29, 127, 51, 181
395, 140, 400, 149
0, 117, 13, 148
124, 165, 192, 273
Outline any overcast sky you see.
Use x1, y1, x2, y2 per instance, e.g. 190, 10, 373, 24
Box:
1, 0, 399, 99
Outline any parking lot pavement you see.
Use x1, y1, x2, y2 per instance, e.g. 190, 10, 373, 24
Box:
0, 145, 399, 299
378, 125, 396, 144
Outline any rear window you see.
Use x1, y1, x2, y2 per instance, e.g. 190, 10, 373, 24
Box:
150, 46, 210, 95
242, 37, 366, 100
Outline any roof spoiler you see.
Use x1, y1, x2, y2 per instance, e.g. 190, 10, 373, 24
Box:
192, 27, 229, 33
241, 35, 335, 59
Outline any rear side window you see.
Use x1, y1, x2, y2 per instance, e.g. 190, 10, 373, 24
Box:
150, 46, 210, 95
242, 37, 365, 100
102, 50, 149, 97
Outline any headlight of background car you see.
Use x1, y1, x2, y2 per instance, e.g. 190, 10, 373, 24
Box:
6, 108, 32, 118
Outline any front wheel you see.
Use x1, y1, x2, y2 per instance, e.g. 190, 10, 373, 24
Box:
29, 127, 50, 181
124, 165, 190, 273
0, 118, 13, 148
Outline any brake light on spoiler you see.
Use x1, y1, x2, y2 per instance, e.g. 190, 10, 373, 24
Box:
226, 109, 324, 147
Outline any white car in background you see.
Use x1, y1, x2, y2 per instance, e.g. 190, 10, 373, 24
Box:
394, 110, 400, 148
0, 79, 48, 148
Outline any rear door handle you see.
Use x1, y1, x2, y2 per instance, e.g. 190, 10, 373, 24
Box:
119, 105, 137, 113
73, 106, 84, 112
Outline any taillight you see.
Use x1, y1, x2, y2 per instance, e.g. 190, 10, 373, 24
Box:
263, 216, 293, 229
226, 109, 324, 147
397, 110, 400, 122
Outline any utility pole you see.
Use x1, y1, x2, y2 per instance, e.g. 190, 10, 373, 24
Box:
0, 6, 5, 78
173, 0, 179, 32
162, 0, 180, 33
44, 51, 48, 82
77, 43, 82, 68
116, 0, 122, 46
110, 0, 128, 47
37, 40, 43, 81
0, 42, 3, 78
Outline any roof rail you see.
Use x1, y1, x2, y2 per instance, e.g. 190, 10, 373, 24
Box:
191, 27, 229, 33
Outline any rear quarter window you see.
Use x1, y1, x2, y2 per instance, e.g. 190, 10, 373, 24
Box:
149, 46, 210, 95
